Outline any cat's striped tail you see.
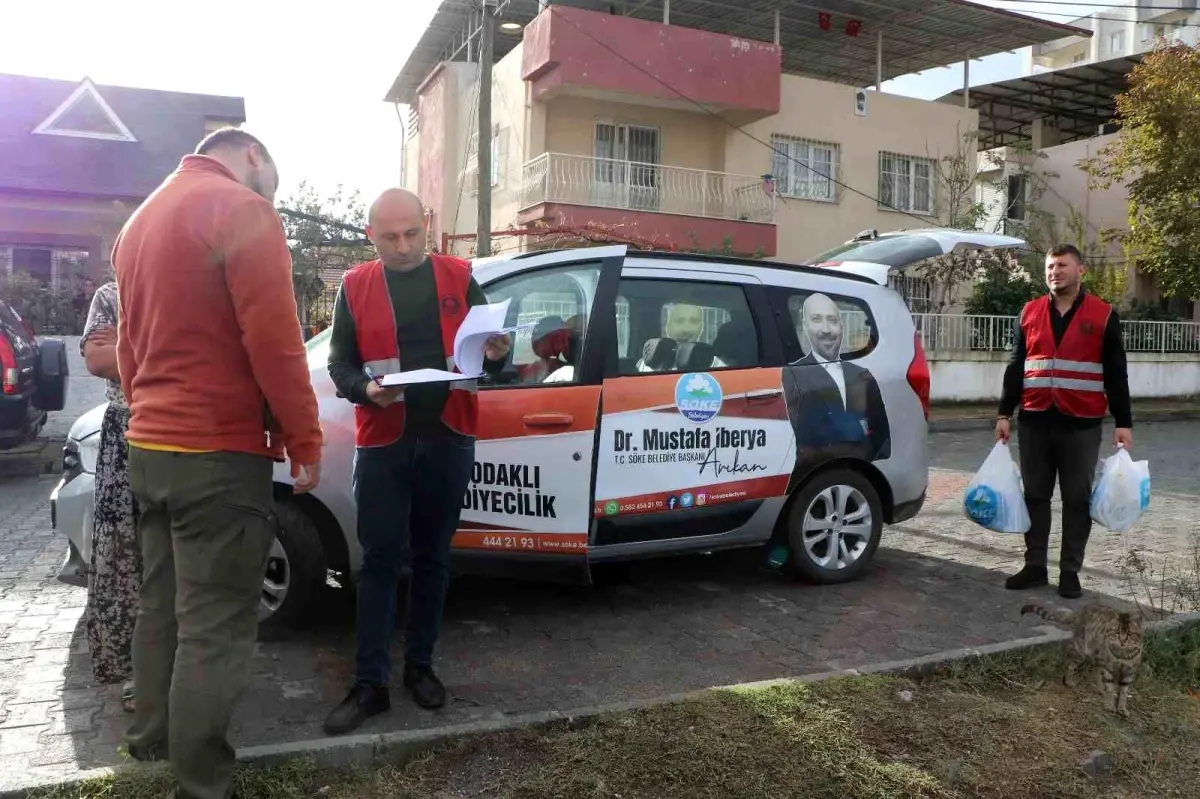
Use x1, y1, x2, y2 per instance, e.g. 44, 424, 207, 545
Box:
1020, 603, 1076, 625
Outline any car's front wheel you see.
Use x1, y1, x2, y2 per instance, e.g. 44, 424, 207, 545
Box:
785, 468, 883, 584
257, 499, 327, 629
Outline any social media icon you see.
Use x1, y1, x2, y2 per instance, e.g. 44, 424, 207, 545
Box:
604, 500, 619, 516
666, 495, 678, 510
697, 493, 707, 506
681, 492, 694, 508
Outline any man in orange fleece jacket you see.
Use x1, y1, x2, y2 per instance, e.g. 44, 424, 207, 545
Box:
114, 128, 322, 799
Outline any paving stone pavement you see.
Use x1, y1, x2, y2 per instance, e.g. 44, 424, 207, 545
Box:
0, 420, 1196, 793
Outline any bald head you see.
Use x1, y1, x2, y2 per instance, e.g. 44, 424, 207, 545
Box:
367, 188, 427, 270
800, 292, 843, 361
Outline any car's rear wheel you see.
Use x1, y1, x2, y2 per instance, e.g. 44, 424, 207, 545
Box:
258, 500, 327, 629
785, 468, 883, 584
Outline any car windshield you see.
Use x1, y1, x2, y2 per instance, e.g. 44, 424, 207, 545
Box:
803, 235, 945, 268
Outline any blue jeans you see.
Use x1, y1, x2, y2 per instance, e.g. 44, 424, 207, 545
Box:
351, 429, 474, 685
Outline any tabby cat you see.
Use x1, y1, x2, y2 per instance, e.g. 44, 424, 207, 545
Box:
1021, 602, 1143, 717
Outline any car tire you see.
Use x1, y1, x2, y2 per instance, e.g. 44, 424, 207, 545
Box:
259, 500, 327, 630
785, 468, 883, 585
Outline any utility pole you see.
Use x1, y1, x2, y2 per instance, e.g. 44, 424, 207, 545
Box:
476, 0, 496, 258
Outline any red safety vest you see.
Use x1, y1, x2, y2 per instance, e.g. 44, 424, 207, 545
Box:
342, 255, 478, 446
1020, 293, 1111, 419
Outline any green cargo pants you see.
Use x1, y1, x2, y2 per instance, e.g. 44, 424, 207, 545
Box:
125, 447, 275, 799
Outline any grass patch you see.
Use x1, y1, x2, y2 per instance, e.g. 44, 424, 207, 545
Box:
26, 626, 1200, 799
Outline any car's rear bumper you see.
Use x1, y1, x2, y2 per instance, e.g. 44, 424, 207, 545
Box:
0, 390, 44, 449
890, 488, 926, 524
52, 471, 94, 587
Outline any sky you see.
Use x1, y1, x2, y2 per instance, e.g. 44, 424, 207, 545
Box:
1, 0, 1098, 210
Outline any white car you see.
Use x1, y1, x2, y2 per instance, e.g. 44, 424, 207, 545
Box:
53, 231, 1025, 626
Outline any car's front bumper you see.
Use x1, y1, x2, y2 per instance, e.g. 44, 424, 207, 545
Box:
52, 469, 94, 587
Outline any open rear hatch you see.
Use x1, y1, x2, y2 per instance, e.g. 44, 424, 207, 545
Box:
804, 228, 1028, 286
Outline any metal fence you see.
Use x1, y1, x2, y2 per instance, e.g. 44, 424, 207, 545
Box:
914, 313, 1200, 354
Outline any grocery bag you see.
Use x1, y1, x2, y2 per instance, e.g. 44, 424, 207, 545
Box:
1090, 445, 1150, 534
963, 441, 1031, 534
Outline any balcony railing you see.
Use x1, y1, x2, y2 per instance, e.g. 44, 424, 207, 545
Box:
519, 153, 777, 224
913, 313, 1200, 354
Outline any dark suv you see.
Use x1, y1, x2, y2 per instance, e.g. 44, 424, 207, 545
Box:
0, 298, 68, 450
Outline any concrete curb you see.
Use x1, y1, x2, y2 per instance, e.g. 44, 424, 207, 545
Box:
928, 407, 1200, 433
5, 616, 1197, 798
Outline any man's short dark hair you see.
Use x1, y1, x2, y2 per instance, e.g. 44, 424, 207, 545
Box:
1047, 244, 1084, 264
195, 127, 272, 162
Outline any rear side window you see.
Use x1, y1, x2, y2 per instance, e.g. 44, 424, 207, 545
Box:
767, 287, 877, 363
0, 301, 30, 344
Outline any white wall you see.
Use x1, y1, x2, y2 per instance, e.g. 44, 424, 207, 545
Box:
928, 351, 1200, 402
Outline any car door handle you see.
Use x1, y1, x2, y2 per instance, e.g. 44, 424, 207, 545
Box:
523, 412, 574, 427
745, 389, 783, 403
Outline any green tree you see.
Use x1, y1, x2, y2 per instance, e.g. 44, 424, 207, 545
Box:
1083, 41, 1200, 299
277, 182, 374, 329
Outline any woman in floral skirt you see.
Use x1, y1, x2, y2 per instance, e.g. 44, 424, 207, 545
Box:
81, 280, 140, 712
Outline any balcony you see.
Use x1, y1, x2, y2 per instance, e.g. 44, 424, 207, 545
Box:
521, 6, 780, 125
517, 153, 776, 256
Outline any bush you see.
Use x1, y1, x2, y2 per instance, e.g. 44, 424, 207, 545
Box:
0, 272, 85, 335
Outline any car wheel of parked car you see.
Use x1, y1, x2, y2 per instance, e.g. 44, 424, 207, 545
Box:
785, 468, 883, 585
259, 499, 327, 630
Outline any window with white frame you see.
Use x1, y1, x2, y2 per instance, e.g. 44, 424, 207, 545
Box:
1109, 31, 1125, 54
770, 135, 839, 201
1072, 52, 1086, 64
878, 152, 934, 214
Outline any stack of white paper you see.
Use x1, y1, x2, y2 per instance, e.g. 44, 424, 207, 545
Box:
377, 298, 531, 388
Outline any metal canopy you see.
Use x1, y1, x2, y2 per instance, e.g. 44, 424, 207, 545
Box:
938, 55, 1142, 149
384, 0, 1091, 105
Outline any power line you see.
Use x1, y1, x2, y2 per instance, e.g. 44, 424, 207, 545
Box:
544, 5, 939, 226
451, 58, 484, 241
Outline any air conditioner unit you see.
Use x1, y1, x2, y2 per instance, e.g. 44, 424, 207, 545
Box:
1098, 122, 1118, 135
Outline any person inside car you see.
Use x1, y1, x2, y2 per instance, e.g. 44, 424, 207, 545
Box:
636, 302, 727, 372
516, 315, 572, 384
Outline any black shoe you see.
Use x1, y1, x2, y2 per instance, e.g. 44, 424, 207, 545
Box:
323, 682, 390, 736
403, 662, 447, 710
1004, 565, 1049, 590
1058, 571, 1083, 599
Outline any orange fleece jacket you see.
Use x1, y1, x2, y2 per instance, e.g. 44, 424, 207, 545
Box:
113, 155, 322, 465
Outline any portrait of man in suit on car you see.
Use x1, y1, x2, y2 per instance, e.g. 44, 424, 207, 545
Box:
782, 292, 891, 466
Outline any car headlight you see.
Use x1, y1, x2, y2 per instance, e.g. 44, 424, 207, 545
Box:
62, 434, 99, 481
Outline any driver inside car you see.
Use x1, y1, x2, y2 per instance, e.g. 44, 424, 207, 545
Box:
636, 302, 727, 372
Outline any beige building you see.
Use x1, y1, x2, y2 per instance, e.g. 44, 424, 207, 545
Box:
390, 1, 1086, 263
947, 54, 1199, 321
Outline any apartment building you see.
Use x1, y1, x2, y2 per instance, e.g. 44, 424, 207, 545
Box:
948, 6, 1200, 320
1024, 0, 1199, 73
391, 0, 1084, 262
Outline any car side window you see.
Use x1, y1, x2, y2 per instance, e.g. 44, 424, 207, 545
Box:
767, 286, 877, 363
482, 263, 602, 386
615, 278, 760, 375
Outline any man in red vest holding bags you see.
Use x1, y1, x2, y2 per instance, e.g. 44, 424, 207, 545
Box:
323, 189, 511, 735
995, 244, 1133, 599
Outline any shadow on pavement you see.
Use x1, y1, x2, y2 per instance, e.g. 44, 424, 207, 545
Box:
225, 544, 1136, 750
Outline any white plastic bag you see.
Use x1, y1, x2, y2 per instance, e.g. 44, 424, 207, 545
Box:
963, 441, 1031, 534
1090, 445, 1150, 534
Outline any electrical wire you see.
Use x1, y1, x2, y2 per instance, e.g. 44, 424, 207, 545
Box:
545, 4, 940, 226
451, 58, 484, 240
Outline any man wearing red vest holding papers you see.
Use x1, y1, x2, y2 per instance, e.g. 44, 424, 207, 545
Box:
324, 189, 510, 735
995, 244, 1133, 600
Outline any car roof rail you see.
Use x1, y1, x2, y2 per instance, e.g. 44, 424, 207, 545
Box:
626, 250, 875, 285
